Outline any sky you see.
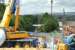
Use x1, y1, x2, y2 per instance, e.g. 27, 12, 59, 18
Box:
5, 0, 75, 15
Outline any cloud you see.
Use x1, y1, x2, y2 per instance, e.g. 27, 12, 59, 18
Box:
20, 0, 75, 14
4, 0, 75, 14
20, 0, 49, 14
54, 0, 75, 12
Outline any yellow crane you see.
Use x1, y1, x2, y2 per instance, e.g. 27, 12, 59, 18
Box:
14, 0, 20, 31
0, 0, 30, 46
0, 0, 46, 47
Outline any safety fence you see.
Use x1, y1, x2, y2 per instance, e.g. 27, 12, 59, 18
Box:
0, 48, 50, 50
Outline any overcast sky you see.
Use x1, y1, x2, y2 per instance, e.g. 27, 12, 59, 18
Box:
5, 0, 75, 15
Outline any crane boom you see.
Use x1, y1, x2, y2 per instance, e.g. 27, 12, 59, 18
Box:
0, 0, 16, 28
14, 0, 20, 31
0, 0, 16, 46
0, 0, 30, 46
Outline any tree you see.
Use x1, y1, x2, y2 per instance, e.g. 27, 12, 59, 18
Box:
9, 15, 15, 26
0, 3, 6, 20
39, 13, 59, 32
18, 15, 34, 31
9, 13, 59, 32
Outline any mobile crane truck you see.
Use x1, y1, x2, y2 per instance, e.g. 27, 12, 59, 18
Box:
0, 0, 30, 47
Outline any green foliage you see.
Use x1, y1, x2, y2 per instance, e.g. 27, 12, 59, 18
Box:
18, 15, 34, 31
0, 3, 6, 20
39, 13, 59, 32
9, 13, 59, 32
9, 15, 35, 31
9, 15, 15, 26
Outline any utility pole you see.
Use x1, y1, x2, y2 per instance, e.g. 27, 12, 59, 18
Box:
63, 8, 65, 16
63, 8, 66, 21
51, 0, 53, 16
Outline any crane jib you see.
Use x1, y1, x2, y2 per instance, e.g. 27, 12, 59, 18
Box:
11, 0, 19, 14
11, 0, 16, 14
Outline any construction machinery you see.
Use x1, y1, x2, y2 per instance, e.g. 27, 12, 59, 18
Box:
0, 0, 30, 46
0, 0, 47, 48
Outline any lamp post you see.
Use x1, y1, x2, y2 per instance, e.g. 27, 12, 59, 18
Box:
51, 0, 53, 16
